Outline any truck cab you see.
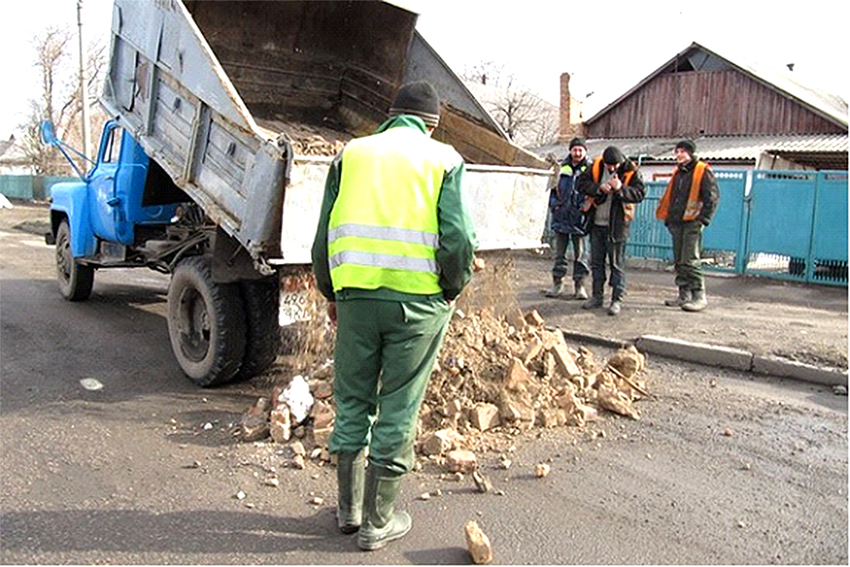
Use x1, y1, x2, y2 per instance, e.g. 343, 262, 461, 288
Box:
49, 120, 186, 268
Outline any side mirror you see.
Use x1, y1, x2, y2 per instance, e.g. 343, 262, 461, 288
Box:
40, 121, 58, 146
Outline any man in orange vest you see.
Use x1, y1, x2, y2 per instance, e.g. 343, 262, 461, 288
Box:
655, 140, 720, 312
576, 146, 645, 316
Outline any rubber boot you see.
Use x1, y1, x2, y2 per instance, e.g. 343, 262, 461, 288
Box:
573, 280, 588, 300
665, 287, 691, 307
544, 278, 564, 298
357, 465, 411, 551
336, 449, 366, 534
682, 289, 707, 312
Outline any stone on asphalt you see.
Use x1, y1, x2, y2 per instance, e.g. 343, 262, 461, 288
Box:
464, 520, 494, 564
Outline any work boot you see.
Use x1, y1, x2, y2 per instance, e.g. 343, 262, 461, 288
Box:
336, 449, 366, 534
682, 289, 707, 312
607, 300, 622, 316
357, 464, 411, 551
544, 279, 564, 298
573, 281, 588, 300
665, 287, 691, 307
582, 296, 603, 310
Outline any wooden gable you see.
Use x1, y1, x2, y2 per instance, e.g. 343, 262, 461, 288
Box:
585, 44, 847, 139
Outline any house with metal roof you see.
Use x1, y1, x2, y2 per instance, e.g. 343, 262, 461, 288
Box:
536, 42, 848, 178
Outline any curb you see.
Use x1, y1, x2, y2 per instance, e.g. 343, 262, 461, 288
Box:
557, 329, 848, 388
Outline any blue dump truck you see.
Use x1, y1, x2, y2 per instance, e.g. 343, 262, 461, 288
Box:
43, 0, 551, 387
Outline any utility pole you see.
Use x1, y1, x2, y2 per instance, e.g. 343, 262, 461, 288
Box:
77, 0, 92, 159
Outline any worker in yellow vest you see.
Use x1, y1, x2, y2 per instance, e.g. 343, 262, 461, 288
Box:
311, 81, 477, 551
655, 140, 720, 312
576, 146, 646, 316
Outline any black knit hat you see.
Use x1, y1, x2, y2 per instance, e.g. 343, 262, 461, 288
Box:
675, 139, 696, 156
602, 146, 624, 165
569, 137, 587, 150
389, 81, 440, 127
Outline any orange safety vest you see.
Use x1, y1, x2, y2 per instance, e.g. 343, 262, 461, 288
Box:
583, 157, 636, 220
656, 161, 708, 221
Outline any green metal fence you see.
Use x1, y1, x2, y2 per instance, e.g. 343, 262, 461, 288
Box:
0, 175, 77, 201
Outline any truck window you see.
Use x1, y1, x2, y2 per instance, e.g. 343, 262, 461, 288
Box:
102, 126, 122, 164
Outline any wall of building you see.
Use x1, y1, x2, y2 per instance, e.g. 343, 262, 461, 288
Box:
586, 70, 845, 139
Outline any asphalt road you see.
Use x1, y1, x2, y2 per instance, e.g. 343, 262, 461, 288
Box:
1, 203, 847, 564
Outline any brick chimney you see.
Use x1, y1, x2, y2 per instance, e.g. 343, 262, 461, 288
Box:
558, 72, 572, 144
558, 72, 585, 143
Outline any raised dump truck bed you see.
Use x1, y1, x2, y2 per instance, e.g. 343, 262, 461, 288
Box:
103, 0, 549, 268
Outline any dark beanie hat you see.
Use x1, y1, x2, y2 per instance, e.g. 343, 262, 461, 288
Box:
569, 137, 587, 150
389, 81, 440, 127
676, 139, 696, 156
602, 146, 624, 165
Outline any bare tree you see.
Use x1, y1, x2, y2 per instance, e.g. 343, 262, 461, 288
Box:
19, 26, 107, 175
461, 61, 559, 148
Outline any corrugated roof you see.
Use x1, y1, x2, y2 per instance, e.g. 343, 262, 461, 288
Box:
535, 133, 848, 169
585, 42, 848, 130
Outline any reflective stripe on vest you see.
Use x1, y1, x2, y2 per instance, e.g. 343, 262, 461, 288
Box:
587, 157, 636, 220
655, 161, 708, 221
328, 126, 462, 294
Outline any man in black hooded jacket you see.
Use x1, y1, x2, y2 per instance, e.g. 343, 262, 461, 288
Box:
576, 145, 645, 316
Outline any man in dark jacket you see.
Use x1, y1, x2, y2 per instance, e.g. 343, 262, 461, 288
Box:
544, 136, 591, 299
655, 139, 720, 311
576, 146, 645, 316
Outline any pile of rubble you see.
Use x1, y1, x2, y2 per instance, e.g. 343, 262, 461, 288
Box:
241, 293, 648, 471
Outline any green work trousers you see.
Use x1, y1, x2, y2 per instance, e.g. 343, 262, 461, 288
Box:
330, 296, 453, 475
668, 221, 705, 292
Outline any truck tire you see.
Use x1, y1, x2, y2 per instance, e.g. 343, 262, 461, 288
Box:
167, 256, 246, 387
55, 219, 94, 301
234, 276, 281, 381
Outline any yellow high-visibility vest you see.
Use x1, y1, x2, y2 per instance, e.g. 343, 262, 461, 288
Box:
328, 126, 462, 294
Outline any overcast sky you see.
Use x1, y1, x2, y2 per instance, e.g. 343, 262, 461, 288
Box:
2, 0, 847, 137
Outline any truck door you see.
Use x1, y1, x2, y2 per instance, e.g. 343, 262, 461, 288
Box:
88, 123, 124, 243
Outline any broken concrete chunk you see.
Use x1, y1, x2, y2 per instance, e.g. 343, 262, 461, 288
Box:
269, 408, 291, 444
534, 463, 550, 478
446, 449, 477, 473
241, 412, 270, 442
503, 357, 531, 392
310, 380, 333, 400
469, 403, 501, 432
472, 470, 493, 493
464, 520, 494, 564
549, 343, 582, 378
524, 309, 545, 327
519, 337, 544, 365
607, 345, 646, 378
420, 428, 461, 456
310, 399, 336, 430
283, 375, 314, 424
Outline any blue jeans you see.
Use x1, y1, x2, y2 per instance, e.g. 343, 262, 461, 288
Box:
589, 225, 626, 301
551, 232, 589, 283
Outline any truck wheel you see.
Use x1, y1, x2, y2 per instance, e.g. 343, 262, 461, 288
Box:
55, 219, 94, 301
234, 277, 281, 381
167, 256, 246, 387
